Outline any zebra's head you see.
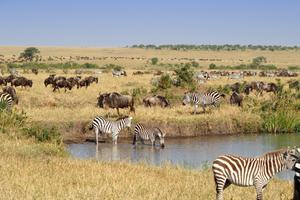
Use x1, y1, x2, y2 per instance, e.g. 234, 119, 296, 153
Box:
125, 116, 133, 128
182, 92, 191, 105
283, 147, 300, 170
155, 128, 166, 148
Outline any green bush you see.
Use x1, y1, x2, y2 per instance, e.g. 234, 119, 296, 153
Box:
174, 64, 196, 89
23, 125, 62, 144
262, 111, 298, 133
150, 57, 158, 65
0, 109, 27, 135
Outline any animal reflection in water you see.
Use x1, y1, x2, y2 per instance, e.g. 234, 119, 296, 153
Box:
95, 143, 120, 161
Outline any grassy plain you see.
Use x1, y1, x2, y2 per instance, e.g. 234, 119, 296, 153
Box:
0, 46, 298, 200
0, 46, 299, 141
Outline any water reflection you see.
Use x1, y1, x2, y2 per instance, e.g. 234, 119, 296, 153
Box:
67, 133, 300, 180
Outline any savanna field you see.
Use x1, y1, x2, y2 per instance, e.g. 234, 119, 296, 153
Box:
0, 46, 300, 199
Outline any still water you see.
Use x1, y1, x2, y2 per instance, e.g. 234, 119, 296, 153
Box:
67, 134, 300, 180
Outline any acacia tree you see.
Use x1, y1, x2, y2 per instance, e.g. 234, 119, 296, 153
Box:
19, 47, 40, 61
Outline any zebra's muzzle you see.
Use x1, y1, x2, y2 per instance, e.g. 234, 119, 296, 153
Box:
161, 143, 165, 148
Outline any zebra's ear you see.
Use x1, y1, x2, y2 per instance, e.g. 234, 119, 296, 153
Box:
283, 152, 288, 159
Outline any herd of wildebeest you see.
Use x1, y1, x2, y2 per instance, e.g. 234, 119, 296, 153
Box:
0, 68, 299, 116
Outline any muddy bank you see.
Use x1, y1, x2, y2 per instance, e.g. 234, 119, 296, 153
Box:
34, 117, 261, 143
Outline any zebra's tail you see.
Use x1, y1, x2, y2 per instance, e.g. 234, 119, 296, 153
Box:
88, 123, 94, 130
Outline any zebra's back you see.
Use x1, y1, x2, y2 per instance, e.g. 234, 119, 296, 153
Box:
92, 117, 113, 134
201, 91, 222, 106
134, 123, 155, 141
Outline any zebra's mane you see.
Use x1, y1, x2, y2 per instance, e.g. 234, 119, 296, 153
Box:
116, 116, 130, 120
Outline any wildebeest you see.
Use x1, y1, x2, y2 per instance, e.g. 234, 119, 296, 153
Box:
132, 71, 144, 75
31, 68, 38, 75
4, 74, 17, 85
85, 76, 98, 84
97, 92, 135, 115
2, 86, 18, 104
53, 76, 66, 83
143, 95, 170, 108
0, 77, 7, 86
11, 77, 33, 88
230, 91, 243, 107
52, 79, 72, 92
67, 76, 81, 88
77, 78, 90, 89
44, 74, 56, 87
261, 82, 278, 94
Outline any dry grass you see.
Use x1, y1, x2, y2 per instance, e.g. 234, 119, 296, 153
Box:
1, 46, 300, 68
7, 68, 297, 140
0, 136, 294, 200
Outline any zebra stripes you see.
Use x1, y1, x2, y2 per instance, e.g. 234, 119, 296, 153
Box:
212, 148, 300, 200
90, 116, 132, 145
0, 92, 13, 110
132, 123, 165, 148
182, 91, 225, 114
293, 160, 300, 200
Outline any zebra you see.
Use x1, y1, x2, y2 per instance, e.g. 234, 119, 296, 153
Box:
182, 91, 225, 114
132, 123, 165, 148
212, 148, 300, 200
293, 158, 300, 200
112, 70, 127, 77
0, 92, 14, 110
89, 116, 132, 145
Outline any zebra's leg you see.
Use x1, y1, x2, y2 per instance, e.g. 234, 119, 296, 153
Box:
193, 104, 198, 114
202, 105, 206, 114
254, 183, 264, 200
95, 128, 99, 146
215, 177, 227, 200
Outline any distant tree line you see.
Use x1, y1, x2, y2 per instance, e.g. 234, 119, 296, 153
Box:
131, 44, 300, 51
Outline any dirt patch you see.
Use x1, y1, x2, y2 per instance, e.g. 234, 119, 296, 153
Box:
38, 118, 261, 144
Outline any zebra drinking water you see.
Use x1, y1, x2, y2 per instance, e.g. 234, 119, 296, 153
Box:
182, 91, 225, 114
89, 116, 132, 145
212, 148, 300, 200
132, 123, 165, 148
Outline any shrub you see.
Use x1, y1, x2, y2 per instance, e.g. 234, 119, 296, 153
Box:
288, 66, 300, 71
23, 125, 62, 144
150, 57, 158, 65
209, 63, 217, 69
0, 109, 27, 135
262, 111, 298, 133
174, 65, 196, 89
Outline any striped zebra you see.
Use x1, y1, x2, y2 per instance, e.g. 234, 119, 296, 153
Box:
212, 148, 300, 200
132, 123, 165, 148
293, 158, 300, 200
89, 116, 132, 145
0, 92, 14, 110
182, 91, 225, 114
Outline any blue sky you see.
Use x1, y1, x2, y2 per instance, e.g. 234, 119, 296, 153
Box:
0, 0, 299, 47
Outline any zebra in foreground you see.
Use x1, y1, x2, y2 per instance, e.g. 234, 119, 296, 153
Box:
182, 91, 225, 114
0, 93, 13, 110
89, 116, 132, 145
293, 158, 300, 200
0, 86, 18, 110
212, 148, 300, 200
132, 123, 165, 148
